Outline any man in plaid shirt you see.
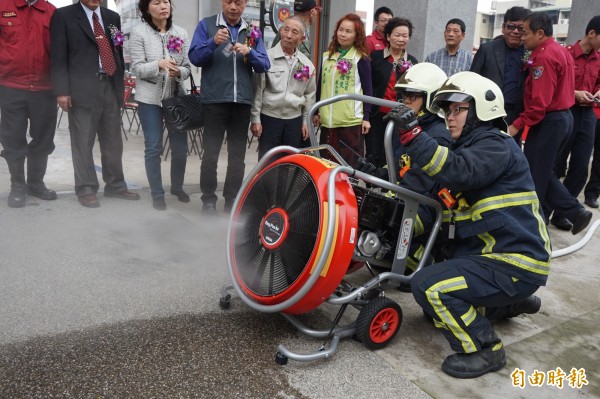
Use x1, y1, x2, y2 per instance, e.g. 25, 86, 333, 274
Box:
425, 18, 473, 76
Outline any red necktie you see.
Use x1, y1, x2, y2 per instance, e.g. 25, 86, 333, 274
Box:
92, 12, 117, 76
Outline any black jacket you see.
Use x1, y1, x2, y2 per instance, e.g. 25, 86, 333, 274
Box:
50, 3, 125, 108
399, 112, 451, 196
408, 125, 551, 286
370, 49, 418, 114
470, 37, 525, 114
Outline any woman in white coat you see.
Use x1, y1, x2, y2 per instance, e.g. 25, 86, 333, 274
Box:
130, 0, 191, 210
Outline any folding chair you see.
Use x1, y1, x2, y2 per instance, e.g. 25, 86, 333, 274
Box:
122, 78, 141, 136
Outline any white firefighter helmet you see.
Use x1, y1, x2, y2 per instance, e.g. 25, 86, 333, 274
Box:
430, 71, 507, 122
394, 62, 448, 111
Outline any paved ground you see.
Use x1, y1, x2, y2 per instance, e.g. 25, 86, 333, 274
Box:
0, 120, 599, 398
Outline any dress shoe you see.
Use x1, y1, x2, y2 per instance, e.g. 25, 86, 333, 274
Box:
442, 347, 506, 379
8, 188, 26, 208
27, 185, 57, 200
104, 189, 140, 201
506, 295, 541, 318
585, 197, 599, 209
571, 208, 593, 235
201, 202, 217, 216
153, 197, 166, 210
78, 194, 100, 208
171, 190, 190, 203
550, 215, 572, 231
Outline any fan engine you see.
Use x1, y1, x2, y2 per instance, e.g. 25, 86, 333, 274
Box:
229, 154, 358, 315
352, 186, 405, 269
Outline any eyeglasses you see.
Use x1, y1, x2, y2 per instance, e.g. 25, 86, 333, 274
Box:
445, 106, 470, 118
504, 23, 524, 33
378, 18, 391, 23
401, 92, 423, 102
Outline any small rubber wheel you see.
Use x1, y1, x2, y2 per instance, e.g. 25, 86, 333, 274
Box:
275, 351, 288, 365
355, 297, 402, 350
219, 294, 231, 309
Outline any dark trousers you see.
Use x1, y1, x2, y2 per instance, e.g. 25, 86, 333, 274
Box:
366, 112, 386, 167
200, 103, 251, 204
555, 106, 596, 204
0, 86, 57, 188
319, 124, 364, 168
257, 113, 303, 160
68, 80, 127, 196
411, 256, 539, 353
584, 119, 600, 200
0, 86, 56, 161
523, 110, 582, 220
138, 102, 188, 199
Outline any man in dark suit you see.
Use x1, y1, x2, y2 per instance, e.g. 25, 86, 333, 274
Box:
50, 0, 139, 208
470, 6, 530, 130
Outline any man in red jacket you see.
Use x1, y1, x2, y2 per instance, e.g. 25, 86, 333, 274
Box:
0, 0, 57, 208
552, 16, 600, 227
508, 12, 592, 235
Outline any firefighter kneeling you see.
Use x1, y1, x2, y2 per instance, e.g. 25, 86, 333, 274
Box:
386, 72, 551, 379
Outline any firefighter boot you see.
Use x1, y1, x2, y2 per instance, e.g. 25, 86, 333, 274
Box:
505, 295, 541, 318
442, 331, 506, 378
7, 159, 27, 208
27, 155, 57, 200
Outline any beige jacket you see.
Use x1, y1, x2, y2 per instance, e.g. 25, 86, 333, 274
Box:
251, 43, 316, 123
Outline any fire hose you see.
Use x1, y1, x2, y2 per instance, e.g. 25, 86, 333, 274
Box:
551, 219, 600, 258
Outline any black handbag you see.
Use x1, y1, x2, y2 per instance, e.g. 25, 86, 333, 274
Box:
161, 74, 203, 132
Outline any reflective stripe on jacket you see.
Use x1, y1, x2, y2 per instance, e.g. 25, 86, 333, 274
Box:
408, 125, 552, 286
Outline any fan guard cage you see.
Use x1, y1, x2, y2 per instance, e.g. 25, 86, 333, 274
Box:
229, 154, 358, 314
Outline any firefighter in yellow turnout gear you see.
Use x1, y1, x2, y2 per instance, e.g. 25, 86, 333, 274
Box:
385, 72, 551, 378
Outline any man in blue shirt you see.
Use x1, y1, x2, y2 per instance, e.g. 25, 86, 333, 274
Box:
189, 0, 270, 215
425, 18, 473, 76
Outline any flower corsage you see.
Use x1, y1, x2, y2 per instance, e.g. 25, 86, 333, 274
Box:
167, 35, 184, 54
336, 59, 352, 75
398, 60, 413, 74
244, 24, 261, 63
108, 24, 124, 48
522, 50, 533, 71
293, 61, 311, 81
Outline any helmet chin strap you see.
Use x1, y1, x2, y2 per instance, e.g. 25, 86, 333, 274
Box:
461, 102, 480, 136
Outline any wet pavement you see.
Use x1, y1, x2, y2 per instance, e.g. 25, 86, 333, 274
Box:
0, 118, 599, 398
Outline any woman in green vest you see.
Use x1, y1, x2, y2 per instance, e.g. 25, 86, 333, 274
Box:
313, 13, 373, 168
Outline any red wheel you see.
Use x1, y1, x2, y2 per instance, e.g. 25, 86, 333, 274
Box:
356, 297, 402, 349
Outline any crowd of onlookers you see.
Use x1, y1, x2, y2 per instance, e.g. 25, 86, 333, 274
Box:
1, 0, 599, 225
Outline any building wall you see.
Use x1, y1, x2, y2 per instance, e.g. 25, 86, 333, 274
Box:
567, 0, 600, 44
